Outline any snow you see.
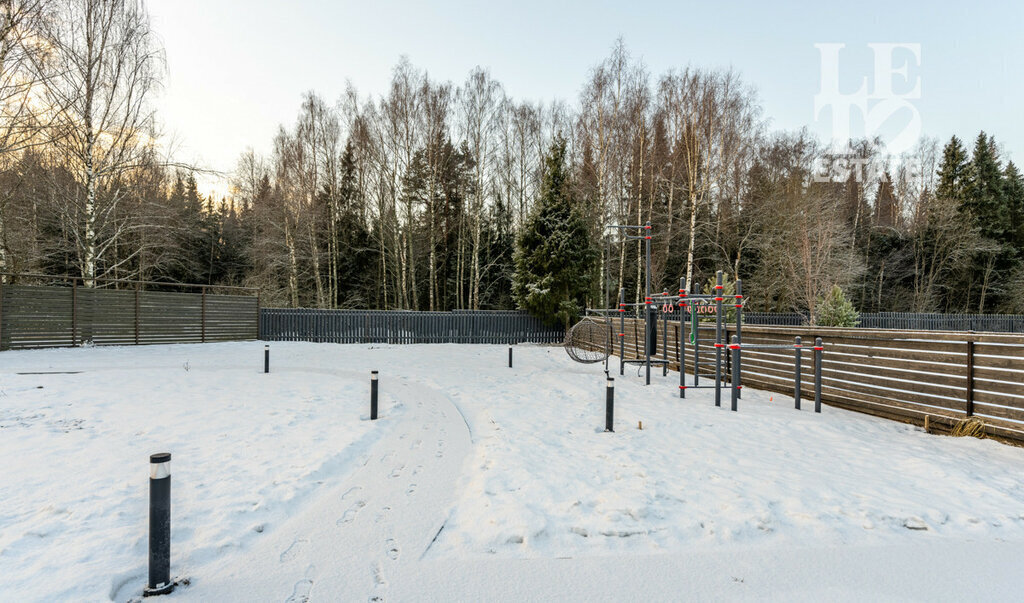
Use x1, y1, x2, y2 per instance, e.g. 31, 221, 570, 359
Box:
1, 342, 1023, 601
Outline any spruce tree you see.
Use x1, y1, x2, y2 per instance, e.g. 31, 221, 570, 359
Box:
965, 132, 1010, 242
512, 136, 597, 328
1004, 161, 1024, 254
816, 285, 860, 327
936, 135, 969, 201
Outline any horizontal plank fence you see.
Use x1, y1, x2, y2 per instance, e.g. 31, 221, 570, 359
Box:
586, 317, 1024, 445
744, 312, 1024, 332
259, 309, 565, 344
0, 283, 258, 350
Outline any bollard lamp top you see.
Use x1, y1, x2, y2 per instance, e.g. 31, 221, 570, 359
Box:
150, 452, 171, 464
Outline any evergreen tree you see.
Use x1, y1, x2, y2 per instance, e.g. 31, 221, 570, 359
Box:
936, 135, 969, 202
816, 285, 860, 327
1005, 161, 1024, 253
964, 132, 1010, 242
512, 137, 597, 328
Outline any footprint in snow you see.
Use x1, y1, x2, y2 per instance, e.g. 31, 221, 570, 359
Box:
279, 539, 308, 563
337, 501, 367, 525
284, 576, 313, 603
406, 484, 417, 496
390, 465, 404, 478
386, 538, 400, 560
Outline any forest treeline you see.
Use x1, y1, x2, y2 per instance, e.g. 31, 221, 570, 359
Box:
2, 1, 1023, 321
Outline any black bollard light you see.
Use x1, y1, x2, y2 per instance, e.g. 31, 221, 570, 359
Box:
264, 344, 269, 374
605, 377, 614, 432
370, 370, 379, 420
794, 337, 802, 410
508, 346, 513, 368
144, 452, 174, 597
814, 337, 823, 413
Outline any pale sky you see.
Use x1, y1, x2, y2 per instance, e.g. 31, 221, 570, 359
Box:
148, 0, 1024, 199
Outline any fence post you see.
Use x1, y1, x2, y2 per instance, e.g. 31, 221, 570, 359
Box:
814, 337, 823, 413
135, 285, 141, 345
794, 336, 802, 410
201, 287, 206, 343
966, 340, 975, 417
71, 278, 78, 347
0, 277, 4, 351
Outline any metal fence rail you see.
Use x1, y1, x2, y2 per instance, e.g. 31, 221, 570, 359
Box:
259, 309, 565, 344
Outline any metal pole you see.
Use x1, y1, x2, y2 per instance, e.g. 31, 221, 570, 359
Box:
679, 276, 686, 399
794, 336, 802, 410
645, 222, 651, 385
605, 376, 614, 432
508, 345, 513, 368
662, 308, 668, 377
693, 282, 700, 388
371, 370, 379, 420
619, 288, 625, 376
814, 338, 823, 413
714, 271, 723, 407
264, 345, 269, 373
735, 279, 743, 399
145, 453, 174, 596
730, 336, 740, 411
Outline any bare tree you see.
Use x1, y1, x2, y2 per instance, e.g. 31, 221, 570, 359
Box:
39, 0, 162, 286
457, 67, 503, 309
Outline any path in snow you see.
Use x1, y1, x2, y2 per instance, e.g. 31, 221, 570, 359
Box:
173, 372, 472, 602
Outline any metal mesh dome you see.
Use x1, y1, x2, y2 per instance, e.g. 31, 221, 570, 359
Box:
564, 318, 611, 364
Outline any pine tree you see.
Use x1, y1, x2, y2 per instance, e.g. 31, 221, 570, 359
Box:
512, 137, 597, 328
936, 135, 969, 201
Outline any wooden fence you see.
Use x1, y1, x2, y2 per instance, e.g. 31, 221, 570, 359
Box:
744, 312, 1024, 332
0, 283, 258, 350
586, 317, 1024, 444
260, 308, 565, 344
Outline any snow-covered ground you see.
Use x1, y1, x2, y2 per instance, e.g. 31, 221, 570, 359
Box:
1, 342, 1023, 602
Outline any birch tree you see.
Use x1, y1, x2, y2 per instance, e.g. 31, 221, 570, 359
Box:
39, 0, 162, 286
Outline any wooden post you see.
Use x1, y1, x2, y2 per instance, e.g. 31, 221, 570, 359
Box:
71, 278, 78, 347
966, 340, 975, 417
134, 285, 140, 345
0, 277, 4, 351
201, 287, 206, 343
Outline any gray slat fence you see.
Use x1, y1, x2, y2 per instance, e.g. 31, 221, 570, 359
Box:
259, 309, 564, 344
0, 282, 258, 350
